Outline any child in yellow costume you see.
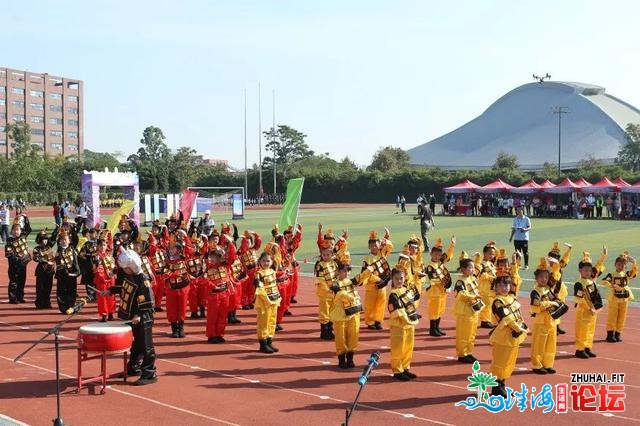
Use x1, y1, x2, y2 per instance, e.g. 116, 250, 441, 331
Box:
547, 242, 573, 335
254, 251, 281, 354
359, 229, 393, 331
494, 248, 523, 295
490, 268, 529, 397
395, 235, 426, 307
478, 241, 497, 329
330, 260, 362, 369
602, 252, 637, 343
574, 249, 607, 359
453, 252, 483, 363
424, 236, 455, 337
530, 257, 567, 374
387, 268, 420, 381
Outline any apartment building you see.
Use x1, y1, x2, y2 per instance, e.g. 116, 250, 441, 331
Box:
0, 67, 83, 157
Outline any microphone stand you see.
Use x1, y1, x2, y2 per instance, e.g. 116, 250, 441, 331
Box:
342, 354, 379, 426
14, 307, 83, 426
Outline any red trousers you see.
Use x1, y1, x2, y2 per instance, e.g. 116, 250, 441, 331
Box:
289, 264, 300, 298
95, 274, 116, 316
276, 278, 291, 324
188, 279, 207, 313
241, 270, 257, 306
154, 274, 166, 310
166, 285, 189, 322
206, 291, 230, 337
228, 280, 241, 311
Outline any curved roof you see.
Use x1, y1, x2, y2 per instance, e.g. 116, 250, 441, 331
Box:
408, 82, 640, 170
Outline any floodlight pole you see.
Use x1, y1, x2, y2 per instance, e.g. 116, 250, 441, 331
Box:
244, 88, 248, 199
272, 90, 277, 196
258, 83, 263, 203
553, 106, 569, 177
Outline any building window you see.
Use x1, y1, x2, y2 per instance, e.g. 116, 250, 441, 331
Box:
67, 107, 78, 114
32, 142, 44, 150
11, 87, 25, 95
50, 93, 62, 100
31, 128, 45, 136
67, 119, 79, 126
0, 112, 5, 119
49, 118, 64, 125
0, 99, 5, 106
12, 100, 25, 108
0, 139, 6, 146
13, 114, 25, 122
51, 143, 63, 150
30, 90, 44, 97
50, 130, 63, 137
68, 131, 78, 138
31, 116, 44, 124
0, 126, 5, 132
68, 144, 78, 151
31, 103, 44, 110
0, 86, 5, 93
49, 105, 63, 112
68, 95, 78, 102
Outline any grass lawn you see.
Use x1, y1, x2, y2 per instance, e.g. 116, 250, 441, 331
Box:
23, 205, 640, 294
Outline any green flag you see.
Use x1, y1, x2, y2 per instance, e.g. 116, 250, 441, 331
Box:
278, 178, 305, 230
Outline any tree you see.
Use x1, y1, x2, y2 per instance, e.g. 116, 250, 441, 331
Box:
367, 146, 410, 172
616, 123, 640, 172
127, 126, 172, 191
262, 125, 314, 169
82, 149, 122, 171
6, 121, 33, 159
537, 162, 558, 180
169, 146, 205, 191
492, 151, 519, 170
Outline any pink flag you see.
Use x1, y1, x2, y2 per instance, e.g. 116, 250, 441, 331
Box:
179, 189, 199, 222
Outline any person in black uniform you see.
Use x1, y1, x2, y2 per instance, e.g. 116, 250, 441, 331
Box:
33, 228, 59, 308
5, 222, 32, 303
106, 248, 157, 385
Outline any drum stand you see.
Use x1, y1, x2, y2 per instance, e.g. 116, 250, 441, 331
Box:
14, 309, 82, 426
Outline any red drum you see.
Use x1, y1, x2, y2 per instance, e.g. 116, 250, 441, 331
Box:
78, 322, 132, 353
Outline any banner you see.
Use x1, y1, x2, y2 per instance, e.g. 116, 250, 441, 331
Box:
278, 178, 304, 230
106, 200, 137, 235
180, 189, 199, 223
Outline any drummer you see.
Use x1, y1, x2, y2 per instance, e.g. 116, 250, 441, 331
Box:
105, 248, 158, 385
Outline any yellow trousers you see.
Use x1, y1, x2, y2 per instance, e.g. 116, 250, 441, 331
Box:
606, 300, 629, 332
317, 296, 333, 324
455, 314, 478, 357
531, 322, 557, 369
256, 304, 277, 340
334, 316, 360, 354
575, 307, 597, 350
427, 294, 447, 320
390, 326, 415, 373
490, 343, 519, 380
364, 287, 386, 325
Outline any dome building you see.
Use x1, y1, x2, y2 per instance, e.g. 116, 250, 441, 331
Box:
408, 82, 640, 171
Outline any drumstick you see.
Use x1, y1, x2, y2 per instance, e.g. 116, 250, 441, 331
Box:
86, 284, 99, 293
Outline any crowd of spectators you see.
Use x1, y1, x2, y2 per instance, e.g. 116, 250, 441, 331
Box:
442, 193, 640, 219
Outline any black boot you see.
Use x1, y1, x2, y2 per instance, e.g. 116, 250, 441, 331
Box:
429, 320, 440, 337
177, 321, 185, 338
320, 324, 331, 340
266, 337, 279, 352
556, 324, 566, 335
170, 322, 179, 338
228, 311, 241, 324
614, 332, 622, 342
585, 348, 597, 358
190, 311, 200, 319
259, 339, 274, 354
346, 352, 355, 368
491, 380, 507, 397
200, 306, 206, 318
436, 318, 446, 336
338, 353, 348, 369
606, 331, 616, 343
327, 322, 335, 339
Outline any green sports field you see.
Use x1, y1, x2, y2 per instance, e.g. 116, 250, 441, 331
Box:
24, 205, 640, 293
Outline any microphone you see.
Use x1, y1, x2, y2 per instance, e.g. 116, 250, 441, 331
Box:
65, 298, 88, 315
357, 352, 380, 386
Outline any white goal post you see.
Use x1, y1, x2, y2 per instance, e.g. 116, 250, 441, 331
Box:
187, 186, 245, 220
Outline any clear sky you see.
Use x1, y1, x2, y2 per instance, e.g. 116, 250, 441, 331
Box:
3, 1, 640, 169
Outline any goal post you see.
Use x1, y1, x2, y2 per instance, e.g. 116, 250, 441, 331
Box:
187, 187, 245, 220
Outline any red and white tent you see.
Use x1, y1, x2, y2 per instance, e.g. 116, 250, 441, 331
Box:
621, 181, 640, 194
539, 179, 557, 189
588, 176, 618, 193
443, 179, 481, 194
543, 177, 580, 194
612, 176, 631, 189
574, 177, 592, 189
510, 179, 542, 194
477, 178, 514, 194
